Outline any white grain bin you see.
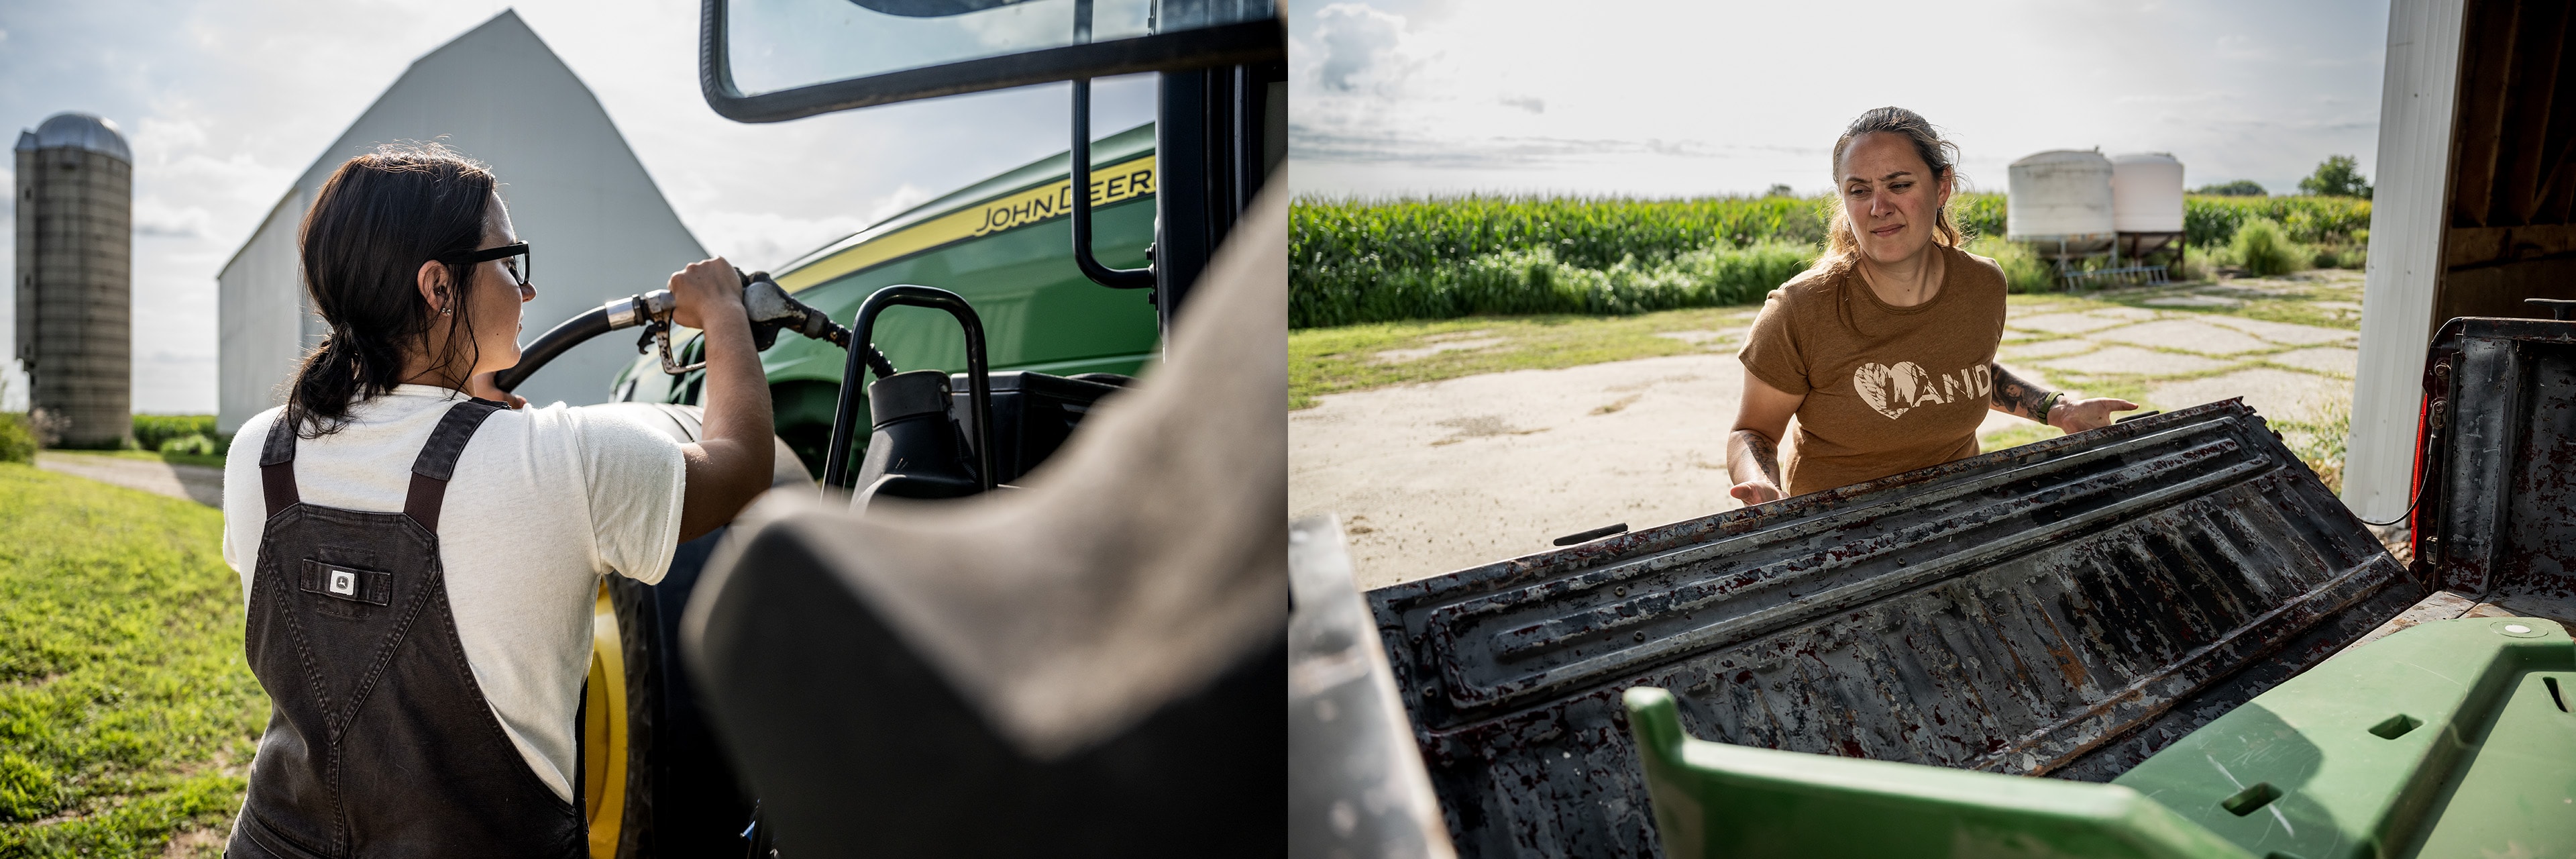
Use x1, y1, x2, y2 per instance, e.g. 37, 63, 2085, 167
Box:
2006, 150, 2115, 258
2110, 152, 2185, 256
2110, 153, 2185, 232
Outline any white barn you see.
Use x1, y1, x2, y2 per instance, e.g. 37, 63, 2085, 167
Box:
219, 10, 706, 432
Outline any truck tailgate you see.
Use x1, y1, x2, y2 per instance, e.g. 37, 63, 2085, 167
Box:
1366, 401, 2419, 858
2414, 317, 2576, 626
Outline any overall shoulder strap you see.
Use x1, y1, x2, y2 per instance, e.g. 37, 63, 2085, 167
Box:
260, 410, 301, 515
403, 399, 507, 532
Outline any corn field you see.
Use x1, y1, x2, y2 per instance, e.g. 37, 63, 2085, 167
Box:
1291, 195, 1827, 327
1289, 193, 2373, 329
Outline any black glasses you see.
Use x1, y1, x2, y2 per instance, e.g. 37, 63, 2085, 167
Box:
439, 242, 531, 293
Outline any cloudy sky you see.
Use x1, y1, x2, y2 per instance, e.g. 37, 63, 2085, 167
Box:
0, 0, 1155, 412
1287, 0, 2394, 199
1, 1, 2400, 412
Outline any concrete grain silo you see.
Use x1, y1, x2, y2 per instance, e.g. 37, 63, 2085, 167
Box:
13, 113, 132, 448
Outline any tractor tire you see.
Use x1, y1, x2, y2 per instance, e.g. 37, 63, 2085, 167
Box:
584, 575, 659, 858
578, 403, 803, 856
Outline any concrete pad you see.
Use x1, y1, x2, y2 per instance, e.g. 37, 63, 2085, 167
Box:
2091, 319, 2274, 356
2211, 281, 2306, 297
1654, 328, 1742, 346
2087, 307, 2161, 321
2265, 346, 2359, 377
1373, 336, 1504, 363
1291, 353, 1743, 588
2008, 312, 2133, 335
1999, 338, 2096, 360
2041, 345, 2235, 376
2143, 295, 2243, 308
2198, 315, 2356, 346
36, 452, 223, 506
2149, 368, 2350, 423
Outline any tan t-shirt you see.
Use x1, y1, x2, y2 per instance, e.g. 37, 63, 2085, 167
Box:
1737, 244, 2008, 496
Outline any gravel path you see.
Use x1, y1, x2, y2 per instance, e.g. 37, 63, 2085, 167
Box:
1293, 271, 2367, 588
36, 452, 225, 507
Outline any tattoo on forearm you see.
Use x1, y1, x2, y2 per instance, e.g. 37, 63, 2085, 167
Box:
1989, 363, 2055, 421
1730, 428, 1782, 488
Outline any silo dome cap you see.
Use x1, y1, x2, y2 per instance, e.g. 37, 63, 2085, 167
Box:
15, 113, 131, 162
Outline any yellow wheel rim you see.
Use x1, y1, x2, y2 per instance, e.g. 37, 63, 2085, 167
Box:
583, 581, 629, 858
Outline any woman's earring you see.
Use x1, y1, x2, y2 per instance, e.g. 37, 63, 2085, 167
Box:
441, 307, 452, 315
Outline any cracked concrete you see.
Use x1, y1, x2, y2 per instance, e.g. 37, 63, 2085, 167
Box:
2042, 345, 2235, 376
2090, 319, 2275, 356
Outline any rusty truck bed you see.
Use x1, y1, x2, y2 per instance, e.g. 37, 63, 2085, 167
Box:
1365, 401, 2420, 858
2410, 317, 2576, 625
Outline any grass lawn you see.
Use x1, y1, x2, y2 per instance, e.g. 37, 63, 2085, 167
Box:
1290, 307, 1758, 409
0, 463, 261, 858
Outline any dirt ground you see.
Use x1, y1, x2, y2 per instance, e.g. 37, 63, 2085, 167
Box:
1292, 270, 2366, 589
1292, 354, 1748, 589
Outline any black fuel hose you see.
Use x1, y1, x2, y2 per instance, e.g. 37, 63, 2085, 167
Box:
493, 305, 613, 394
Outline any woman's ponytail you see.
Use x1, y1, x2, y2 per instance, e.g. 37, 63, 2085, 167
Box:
282, 143, 496, 437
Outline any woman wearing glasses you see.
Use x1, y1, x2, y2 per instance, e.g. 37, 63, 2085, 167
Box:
218, 143, 775, 857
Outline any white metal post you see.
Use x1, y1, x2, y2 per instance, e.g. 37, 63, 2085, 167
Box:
2346, 0, 2467, 520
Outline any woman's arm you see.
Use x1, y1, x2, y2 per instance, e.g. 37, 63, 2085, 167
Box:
1728, 370, 1804, 505
1989, 363, 2137, 433
667, 258, 776, 542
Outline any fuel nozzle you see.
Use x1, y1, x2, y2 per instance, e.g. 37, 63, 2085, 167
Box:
598, 270, 864, 376
740, 271, 853, 350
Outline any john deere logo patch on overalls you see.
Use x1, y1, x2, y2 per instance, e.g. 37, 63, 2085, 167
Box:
329, 570, 356, 595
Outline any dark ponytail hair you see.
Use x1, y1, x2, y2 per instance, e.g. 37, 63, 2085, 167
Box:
286, 142, 496, 437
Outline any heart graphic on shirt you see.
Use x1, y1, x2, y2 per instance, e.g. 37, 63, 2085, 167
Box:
1852, 361, 1932, 419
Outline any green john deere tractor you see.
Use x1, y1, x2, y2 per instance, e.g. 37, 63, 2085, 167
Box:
482, 1, 1283, 854
608, 119, 1165, 475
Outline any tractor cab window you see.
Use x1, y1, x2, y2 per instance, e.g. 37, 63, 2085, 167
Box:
712, 0, 1276, 119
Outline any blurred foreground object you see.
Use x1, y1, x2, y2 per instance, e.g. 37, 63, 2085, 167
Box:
683, 184, 1287, 856
1289, 515, 1456, 859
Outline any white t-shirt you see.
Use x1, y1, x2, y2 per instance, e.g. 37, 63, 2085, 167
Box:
222, 385, 688, 803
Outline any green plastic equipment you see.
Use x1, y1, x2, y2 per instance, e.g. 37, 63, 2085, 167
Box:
1625, 617, 2576, 858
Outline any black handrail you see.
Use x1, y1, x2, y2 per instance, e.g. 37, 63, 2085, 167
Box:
821, 285, 994, 493
1071, 77, 1155, 290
